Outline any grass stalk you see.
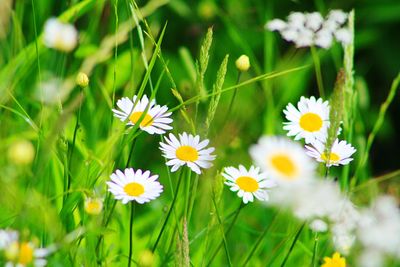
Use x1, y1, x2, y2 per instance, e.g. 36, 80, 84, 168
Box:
128, 202, 135, 267
310, 46, 325, 98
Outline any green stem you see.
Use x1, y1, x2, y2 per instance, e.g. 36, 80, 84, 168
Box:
184, 168, 192, 220
128, 202, 135, 267
152, 171, 184, 252
310, 46, 325, 98
206, 202, 244, 266
311, 232, 319, 267
241, 211, 279, 266
211, 197, 232, 267
280, 223, 305, 267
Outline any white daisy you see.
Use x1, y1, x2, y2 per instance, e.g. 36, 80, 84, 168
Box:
159, 132, 216, 174
222, 165, 276, 204
112, 95, 173, 135
107, 168, 163, 204
249, 136, 316, 184
305, 139, 356, 167
283, 96, 330, 144
43, 18, 78, 52
4, 241, 51, 267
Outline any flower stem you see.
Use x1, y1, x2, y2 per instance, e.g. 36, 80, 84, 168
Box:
152, 170, 184, 252
280, 223, 305, 267
311, 232, 319, 267
206, 201, 244, 266
310, 46, 325, 98
128, 202, 135, 267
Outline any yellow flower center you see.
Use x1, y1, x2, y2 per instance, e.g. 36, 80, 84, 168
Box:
236, 176, 259, 192
176, 146, 198, 162
124, 182, 145, 197
321, 152, 341, 163
18, 242, 34, 265
270, 154, 297, 179
129, 112, 154, 127
299, 112, 323, 132
321, 252, 346, 267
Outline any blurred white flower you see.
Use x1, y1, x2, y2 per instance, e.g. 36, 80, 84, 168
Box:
249, 136, 316, 184
265, 10, 351, 49
0, 229, 18, 250
310, 219, 328, 232
357, 196, 400, 260
43, 18, 78, 52
333, 232, 356, 255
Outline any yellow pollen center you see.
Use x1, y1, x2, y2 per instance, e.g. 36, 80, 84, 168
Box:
129, 112, 154, 127
124, 182, 145, 197
236, 176, 259, 192
321, 152, 340, 162
176, 146, 198, 162
18, 242, 34, 265
85, 199, 103, 215
270, 154, 297, 179
299, 113, 323, 132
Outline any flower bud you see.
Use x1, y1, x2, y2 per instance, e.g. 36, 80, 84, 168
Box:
84, 197, 103, 215
8, 140, 35, 165
235, 55, 250, 72
76, 72, 89, 88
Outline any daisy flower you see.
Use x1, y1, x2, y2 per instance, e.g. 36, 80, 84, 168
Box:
107, 168, 163, 204
283, 96, 330, 144
305, 139, 356, 166
112, 95, 173, 135
43, 18, 78, 52
4, 240, 51, 267
222, 165, 276, 204
249, 136, 316, 183
159, 132, 215, 174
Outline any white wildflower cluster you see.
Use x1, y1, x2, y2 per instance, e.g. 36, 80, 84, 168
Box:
0, 229, 51, 266
266, 10, 352, 49
356, 196, 400, 267
43, 18, 78, 52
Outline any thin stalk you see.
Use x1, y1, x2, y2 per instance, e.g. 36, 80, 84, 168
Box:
206, 202, 244, 266
152, 171, 184, 252
310, 46, 325, 98
280, 223, 305, 267
311, 232, 319, 267
128, 202, 135, 267
223, 72, 241, 124
241, 211, 279, 266
211, 197, 232, 267
184, 168, 192, 220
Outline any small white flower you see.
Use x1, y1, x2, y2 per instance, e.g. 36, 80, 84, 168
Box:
43, 18, 78, 52
4, 240, 51, 267
266, 19, 287, 31
283, 96, 330, 144
84, 197, 103, 215
287, 12, 306, 28
249, 136, 316, 183
335, 28, 352, 45
112, 95, 173, 135
107, 168, 163, 204
310, 219, 328, 232
0, 230, 18, 250
333, 233, 356, 255
328, 9, 348, 25
305, 12, 323, 31
305, 139, 356, 166
281, 28, 299, 42
223, 165, 276, 204
315, 29, 333, 48
159, 132, 215, 174
294, 29, 314, 47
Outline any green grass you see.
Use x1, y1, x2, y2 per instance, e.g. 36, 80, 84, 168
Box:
0, 0, 400, 266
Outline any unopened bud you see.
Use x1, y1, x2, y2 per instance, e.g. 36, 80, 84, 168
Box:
8, 140, 35, 165
76, 72, 89, 88
235, 55, 250, 72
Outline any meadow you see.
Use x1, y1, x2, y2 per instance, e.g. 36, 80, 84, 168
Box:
1, 0, 400, 266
